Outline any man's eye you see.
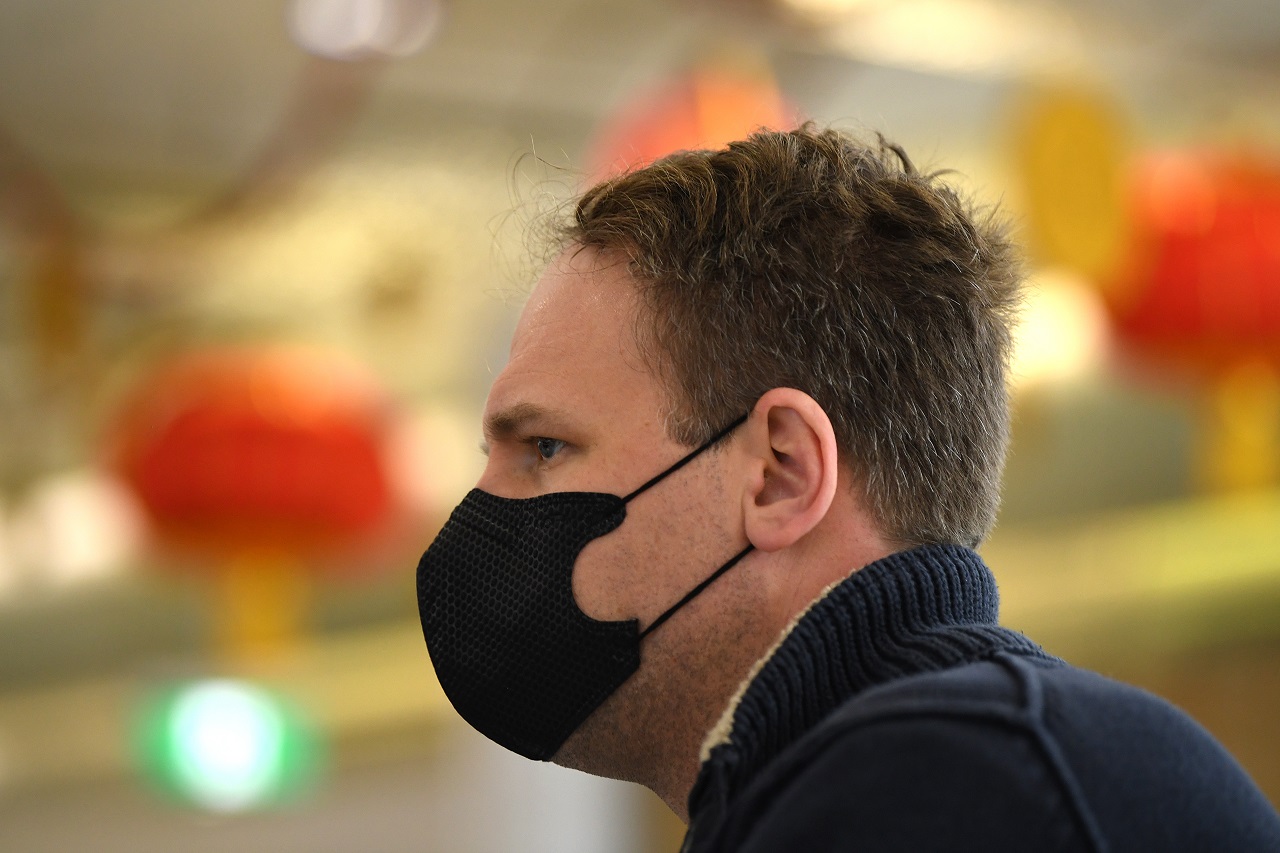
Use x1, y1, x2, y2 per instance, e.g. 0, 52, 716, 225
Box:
534, 437, 566, 462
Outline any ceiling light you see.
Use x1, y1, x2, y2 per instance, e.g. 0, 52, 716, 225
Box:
825, 0, 1080, 77
289, 0, 443, 61
781, 0, 883, 24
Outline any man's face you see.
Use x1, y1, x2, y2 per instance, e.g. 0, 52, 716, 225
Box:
477, 247, 760, 781
478, 246, 742, 623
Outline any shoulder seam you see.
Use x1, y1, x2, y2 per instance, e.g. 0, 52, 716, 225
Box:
998, 653, 1109, 853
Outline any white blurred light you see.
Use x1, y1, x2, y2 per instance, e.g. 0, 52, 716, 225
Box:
1011, 269, 1111, 390
170, 681, 286, 812
9, 470, 145, 588
289, 0, 443, 60
385, 404, 485, 517
824, 0, 1080, 77
782, 0, 882, 23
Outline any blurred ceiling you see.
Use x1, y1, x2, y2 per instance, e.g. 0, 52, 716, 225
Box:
0, 0, 1276, 191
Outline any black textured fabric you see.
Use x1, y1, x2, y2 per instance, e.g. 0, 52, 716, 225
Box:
682, 545, 1280, 852
418, 489, 639, 760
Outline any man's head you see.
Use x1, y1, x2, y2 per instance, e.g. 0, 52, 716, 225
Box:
432, 125, 1023, 817
559, 124, 1022, 548
473, 242, 869, 816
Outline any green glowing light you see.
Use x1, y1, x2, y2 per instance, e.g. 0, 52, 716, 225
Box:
134, 679, 322, 811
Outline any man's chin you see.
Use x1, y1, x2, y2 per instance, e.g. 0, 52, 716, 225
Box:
549, 685, 657, 787
550, 709, 634, 783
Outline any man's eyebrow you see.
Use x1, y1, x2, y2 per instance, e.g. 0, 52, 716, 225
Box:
482, 402, 569, 446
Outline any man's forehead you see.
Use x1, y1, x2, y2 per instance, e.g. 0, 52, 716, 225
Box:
506, 248, 645, 364
485, 247, 654, 422
513, 249, 633, 338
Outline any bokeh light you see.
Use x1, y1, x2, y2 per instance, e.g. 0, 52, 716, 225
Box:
1011, 269, 1111, 390
289, 0, 444, 60
134, 679, 323, 813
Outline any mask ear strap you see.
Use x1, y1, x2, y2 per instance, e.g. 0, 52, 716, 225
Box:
640, 544, 754, 639
622, 413, 749, 503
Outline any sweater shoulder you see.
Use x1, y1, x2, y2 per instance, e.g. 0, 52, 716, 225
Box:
713, 656, 1096, 852
703, 654, 1280, 853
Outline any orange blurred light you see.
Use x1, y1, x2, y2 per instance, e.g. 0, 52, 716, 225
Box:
585, 59, 796, 182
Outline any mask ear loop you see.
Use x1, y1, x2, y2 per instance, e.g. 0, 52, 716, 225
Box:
639, 544, 754, 639
621, 413, 749, 503
617, 411, 754, 640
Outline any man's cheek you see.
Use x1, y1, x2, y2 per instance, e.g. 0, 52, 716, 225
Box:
573, 533, 637, 622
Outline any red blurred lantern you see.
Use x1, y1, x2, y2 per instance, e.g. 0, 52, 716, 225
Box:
113, 345, 395, 563
111, 344, 401, 660
585, 58, 796, 182
1106, 151, 1280, 493
1107, 151, 1280, 373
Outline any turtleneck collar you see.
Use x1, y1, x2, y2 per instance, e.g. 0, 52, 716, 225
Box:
687, 544, 1051, 825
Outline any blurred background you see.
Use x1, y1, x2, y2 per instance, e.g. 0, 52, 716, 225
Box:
0, 0, 1278, 850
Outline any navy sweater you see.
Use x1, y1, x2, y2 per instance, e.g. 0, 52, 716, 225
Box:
681, 545, 1280, 852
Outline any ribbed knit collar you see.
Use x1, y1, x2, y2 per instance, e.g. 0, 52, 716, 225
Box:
687, 544, 1051, 829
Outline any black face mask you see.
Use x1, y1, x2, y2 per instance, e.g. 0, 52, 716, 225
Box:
416, 415, 752, 761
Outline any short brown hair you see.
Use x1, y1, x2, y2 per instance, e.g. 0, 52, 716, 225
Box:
560, 125, 1022, 548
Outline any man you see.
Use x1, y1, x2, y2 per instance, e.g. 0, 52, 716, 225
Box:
416, 126, 1280, 850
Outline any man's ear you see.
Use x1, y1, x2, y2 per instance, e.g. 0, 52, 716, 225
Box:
740, 388, 840, 553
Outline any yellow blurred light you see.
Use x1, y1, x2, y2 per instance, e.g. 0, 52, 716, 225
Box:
1200, 361, 1280, 493
1010, 84, 1131, 280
